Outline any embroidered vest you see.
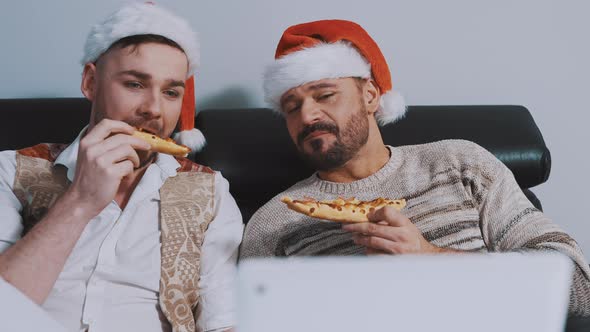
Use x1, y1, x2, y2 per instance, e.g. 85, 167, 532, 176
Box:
12, 143, 216, 332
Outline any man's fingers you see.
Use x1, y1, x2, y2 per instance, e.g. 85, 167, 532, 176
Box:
352, 234, 403, 254
100, 145, 142, 169
342, 222, 405, 242
81, 131, 151, 165
100, 134, 151, 153
367, 206, 410, 227
111, 159, 135, 179
82, 119, 136, 146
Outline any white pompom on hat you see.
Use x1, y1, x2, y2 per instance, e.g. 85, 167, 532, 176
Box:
81, 2, 205, 152
264, 19, 406, 126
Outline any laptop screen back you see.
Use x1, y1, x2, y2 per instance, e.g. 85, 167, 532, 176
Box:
237, 253, 571, 332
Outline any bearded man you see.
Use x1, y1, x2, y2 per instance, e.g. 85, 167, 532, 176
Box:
239, 19, 590, 317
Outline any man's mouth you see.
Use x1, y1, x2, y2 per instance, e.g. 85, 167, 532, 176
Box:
139, 127, 155, 134
304, 130, 332, 142
136, 126, 160, 136
297, 122, 338, 147
127, 119, 162, 136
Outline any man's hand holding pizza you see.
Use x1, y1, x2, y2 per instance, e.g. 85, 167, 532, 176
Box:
342, 207, 459, 255
66, 119, 151, 218
280, 195, 461, 255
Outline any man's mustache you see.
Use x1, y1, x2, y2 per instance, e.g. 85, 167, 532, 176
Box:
297, 122, 339, 146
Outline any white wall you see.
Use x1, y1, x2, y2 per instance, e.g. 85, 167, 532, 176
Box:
1, 0, 589, 254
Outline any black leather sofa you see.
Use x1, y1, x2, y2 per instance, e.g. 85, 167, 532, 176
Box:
194, 105, 551, 222
2, 98, 589, 331
0, 99, 550, 222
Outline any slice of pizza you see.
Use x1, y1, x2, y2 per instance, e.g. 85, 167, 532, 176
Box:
132, 128, 191, 157
280, 196, 406, 223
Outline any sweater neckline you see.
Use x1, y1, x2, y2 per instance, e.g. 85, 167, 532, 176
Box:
304, 146, 402, 194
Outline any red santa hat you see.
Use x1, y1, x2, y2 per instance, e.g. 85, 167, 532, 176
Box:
81, 2, 205, 152
264, 19, 406, 126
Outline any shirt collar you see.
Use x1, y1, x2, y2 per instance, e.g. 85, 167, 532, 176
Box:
55, 126, 181, 182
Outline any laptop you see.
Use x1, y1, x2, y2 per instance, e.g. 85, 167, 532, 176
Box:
0, 277, 66, 332
237, 253, 572, 332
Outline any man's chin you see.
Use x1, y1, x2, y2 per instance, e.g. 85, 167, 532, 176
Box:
299, 150, 347, 172
302, 137, 333, 154
302, 146, 329, 157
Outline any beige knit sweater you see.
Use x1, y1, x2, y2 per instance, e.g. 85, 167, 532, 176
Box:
240, 140, 590, 316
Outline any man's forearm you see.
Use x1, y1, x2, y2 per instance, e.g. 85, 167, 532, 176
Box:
0, 191, 95, 304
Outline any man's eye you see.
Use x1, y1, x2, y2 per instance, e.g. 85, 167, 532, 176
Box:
285, 105, 300, 114
125, 82, 143, 89
318, 93, 335, 101
164, 90, 180, 98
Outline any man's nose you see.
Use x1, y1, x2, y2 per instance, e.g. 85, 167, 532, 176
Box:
299, 99, 322, 125
139, 89, 162, 119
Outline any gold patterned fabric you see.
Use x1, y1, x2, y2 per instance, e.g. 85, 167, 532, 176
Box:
159, 171, 216, 332
14, 143, 216, 331
13, 144, 69, 235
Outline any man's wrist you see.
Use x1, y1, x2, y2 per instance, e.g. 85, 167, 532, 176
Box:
56, 189, 102, 223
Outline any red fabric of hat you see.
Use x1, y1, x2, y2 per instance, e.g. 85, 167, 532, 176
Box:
276, 20, 392, 95
264, 19, 406, 126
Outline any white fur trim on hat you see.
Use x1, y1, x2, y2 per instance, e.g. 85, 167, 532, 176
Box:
81, 2, 199, 76
263, 41, 406, 126
377, 90, 407, 126
264, 41, 370, 109
174, 128, 206, 154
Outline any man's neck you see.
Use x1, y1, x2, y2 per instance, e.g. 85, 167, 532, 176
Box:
317, 142, 390, 183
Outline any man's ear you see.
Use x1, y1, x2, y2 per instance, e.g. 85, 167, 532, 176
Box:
363, 79, 381, 115
81, 63, 97, 101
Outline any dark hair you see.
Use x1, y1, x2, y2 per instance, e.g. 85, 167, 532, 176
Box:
97, 34, 184, 62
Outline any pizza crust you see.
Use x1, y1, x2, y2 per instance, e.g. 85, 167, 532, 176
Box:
281, 196, 406, 223
132, 129, 191, 157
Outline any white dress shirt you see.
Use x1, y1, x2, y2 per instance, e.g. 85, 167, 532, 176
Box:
0, 132, 244, 332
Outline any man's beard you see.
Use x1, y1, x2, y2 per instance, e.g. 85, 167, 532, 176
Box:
296, 104, 370, 171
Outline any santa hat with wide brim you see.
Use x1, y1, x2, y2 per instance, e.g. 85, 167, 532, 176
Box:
264, 19, 406, 126
81, 2, 205, 153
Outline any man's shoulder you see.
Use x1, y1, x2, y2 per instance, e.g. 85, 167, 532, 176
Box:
0, 145, 66, 192
398, 139, 499, 166
399, 139, 487, 155
0, 150, 18, 189
394, 139, 505, 184
15, 143, 69, 162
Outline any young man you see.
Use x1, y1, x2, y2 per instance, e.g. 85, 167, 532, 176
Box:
239, 19, 590, 316
0, 3, 242, 331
